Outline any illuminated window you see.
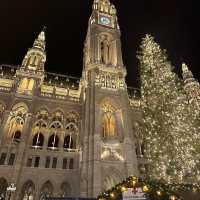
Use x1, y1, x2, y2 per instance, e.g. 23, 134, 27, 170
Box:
63, 135, 73, 149
13, 130, 22, 142
28, 79, 35, 91
19, 78, 28, 90
102, 103, 116, 138
21, 181, 35, 200
48, 134, 59, 149
32, 133, 44, 147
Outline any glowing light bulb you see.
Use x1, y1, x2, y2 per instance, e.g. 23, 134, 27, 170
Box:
143, 185, 149, 192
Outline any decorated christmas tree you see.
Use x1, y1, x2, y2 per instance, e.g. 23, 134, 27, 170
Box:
138, 34, 200, 183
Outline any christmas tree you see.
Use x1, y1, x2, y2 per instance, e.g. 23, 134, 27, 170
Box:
138, 34, 200, 183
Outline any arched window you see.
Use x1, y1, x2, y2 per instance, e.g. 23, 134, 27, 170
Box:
102, 103, 117, 138
7, 103, 28, 141
102, 112, 116, 138
28, 79, 35, 91
21, 180, 35, 200
8, 115, 24, 142
48, 134, 59, 149
64, 123, 78, 150
32, 133, 44, 147
13, 130, 22, 142
19, 78, 29, 90
103, 169, 122, 191
0, 178, 8, 199
40, 181, 53, 200
63, 135, 73, 149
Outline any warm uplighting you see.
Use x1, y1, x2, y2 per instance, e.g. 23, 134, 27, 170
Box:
157, 190, 161, 196
121, 186, 127, 192
132, 180, 137, 186
110, 193, 115, 198
143, 185, 149, 192
170, 195, 176, 200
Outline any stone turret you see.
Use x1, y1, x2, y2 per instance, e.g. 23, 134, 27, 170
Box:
16, 30, 46, 95
21, 30, 46, 72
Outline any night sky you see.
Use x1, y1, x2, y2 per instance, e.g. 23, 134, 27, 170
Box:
0, 0, 199, 87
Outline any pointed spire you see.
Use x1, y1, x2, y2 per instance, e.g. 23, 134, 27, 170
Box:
33, 28, 46, 51
21, 28, 46, 71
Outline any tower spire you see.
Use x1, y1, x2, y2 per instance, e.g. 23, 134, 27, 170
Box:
16, 29, 46, 95
21, 29, 46, 71
33, 28, 46, 51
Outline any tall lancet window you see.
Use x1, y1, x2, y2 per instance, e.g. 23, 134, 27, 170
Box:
102, 103, 117, 138
7, 104, 28, 143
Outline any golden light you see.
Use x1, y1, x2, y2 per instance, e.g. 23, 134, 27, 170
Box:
132, 180, 137, 186
170, 195, 176, 200
193, 187, 197, 192
143, 185, 149, 192
121, 186, 127, 192
156, 191, 161, 196
110, 193, 115, 198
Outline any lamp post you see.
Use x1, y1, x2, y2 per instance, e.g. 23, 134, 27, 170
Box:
6, 184, 16, 200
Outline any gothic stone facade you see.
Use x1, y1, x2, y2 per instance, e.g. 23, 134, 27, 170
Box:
0, 0, 145, 199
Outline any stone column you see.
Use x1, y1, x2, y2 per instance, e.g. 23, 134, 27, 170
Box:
0, 110, 10, 145
12, 114, 32, 200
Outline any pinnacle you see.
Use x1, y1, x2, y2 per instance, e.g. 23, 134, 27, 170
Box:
33, 29, 46, 51
38, 27, 46, 41
182, 63, 189, 73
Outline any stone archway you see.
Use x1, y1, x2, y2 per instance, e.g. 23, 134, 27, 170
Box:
21, 180, 35, 200
39, 181, 54, 200
103, 168, 123, 191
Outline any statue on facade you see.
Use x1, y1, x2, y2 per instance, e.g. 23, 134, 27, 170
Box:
101, 37, 110, 64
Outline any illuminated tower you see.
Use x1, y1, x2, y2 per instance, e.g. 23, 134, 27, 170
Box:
16, 30, 46, 95
81, 0, 138, 197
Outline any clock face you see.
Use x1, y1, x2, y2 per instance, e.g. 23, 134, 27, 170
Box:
100, 16, 111, 25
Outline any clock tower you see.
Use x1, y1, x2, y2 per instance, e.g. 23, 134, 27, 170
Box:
83, 0, 124, 68
80, 0, 138, 197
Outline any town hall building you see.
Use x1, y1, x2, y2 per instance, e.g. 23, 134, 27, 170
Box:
0, 0, 145, 199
